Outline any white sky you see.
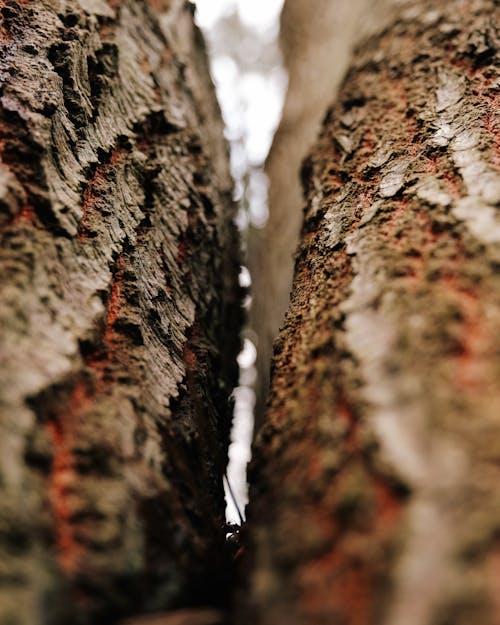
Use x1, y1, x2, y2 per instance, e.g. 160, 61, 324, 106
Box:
195, 0, 284, 31
193, 0, 286, 523
195, 0, 286, 175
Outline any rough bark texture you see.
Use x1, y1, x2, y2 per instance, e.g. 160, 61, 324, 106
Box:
240, 1, 500, 624
0, 1, 240, 624
249, 0, 403, 421
249, 0, 370, 420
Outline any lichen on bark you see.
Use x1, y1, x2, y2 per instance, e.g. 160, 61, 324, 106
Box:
0, 1, 240, 623
240, 1, 500, 624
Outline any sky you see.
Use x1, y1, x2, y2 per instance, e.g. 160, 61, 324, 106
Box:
193, 0, 286, 522
195, 0, 284, 31
194, 0, 286, 225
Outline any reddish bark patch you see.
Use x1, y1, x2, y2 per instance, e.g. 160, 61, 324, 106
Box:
84, 254, 126, 393
42, 256, 129, 580
77, 147, 126, 240
176, 239, 187, 265
105, 258, 124, 330
46, 420, 79, 573
296, 468, 403, 625
4, 203, 38, 231
442, 276, 489, 391
13, 204, 35, 223
298, 545, 373, 625
337, 395, 360, 454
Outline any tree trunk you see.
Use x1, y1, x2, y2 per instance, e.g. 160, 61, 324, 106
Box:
249, 0, 372, 422
0, 1, 240, 624
240, 1, 500, 624
249, 0, 403, 422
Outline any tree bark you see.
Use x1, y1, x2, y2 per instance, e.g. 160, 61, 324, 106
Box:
249, 0, 373, 422
240, 1, 500, 624
0, 1, 240, 624
249, 0, 403, 422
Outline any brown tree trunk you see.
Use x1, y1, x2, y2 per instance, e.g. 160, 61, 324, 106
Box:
249, 0, 374, 422
240, 1, 500, 624
0, 1, 240, 624
249, 0, 403, 422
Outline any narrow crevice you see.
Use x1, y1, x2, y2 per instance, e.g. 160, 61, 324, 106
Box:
193, 0, 287, 528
